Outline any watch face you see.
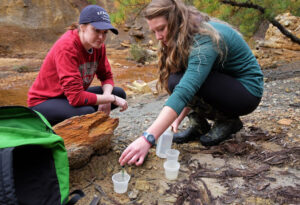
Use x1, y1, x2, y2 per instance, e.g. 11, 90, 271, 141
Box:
147, 134, 155, 145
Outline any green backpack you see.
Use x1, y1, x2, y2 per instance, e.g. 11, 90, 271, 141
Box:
0, 106, 84, 205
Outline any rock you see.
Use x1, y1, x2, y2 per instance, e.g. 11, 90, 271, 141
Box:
130, 30, 145, 39
264, 13, 300, 51
133, 25, 143, 30
255, 13, 300, 68
164, 196, 177, 203
0, 0, 81, 30
53, 111, 119, 169
120, 40, 131, 48
125, 80, 152, 94
135, 179, 150, 191
128, 189, 139, 200
277, 118, 292, 126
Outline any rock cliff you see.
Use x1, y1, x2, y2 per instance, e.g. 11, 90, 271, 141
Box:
0, 0, 83, 29
0, 0, 114, 58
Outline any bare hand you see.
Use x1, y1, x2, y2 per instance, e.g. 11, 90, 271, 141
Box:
171, 118, 181, 133
119, 137, 151, 166
113, 96, 128, 112
98, 103, 111, 115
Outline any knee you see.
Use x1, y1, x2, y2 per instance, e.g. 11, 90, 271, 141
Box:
80, 106, 95, 114
113, 87, 127, 99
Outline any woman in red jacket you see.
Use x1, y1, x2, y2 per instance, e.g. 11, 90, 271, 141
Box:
27, 5, 128, 125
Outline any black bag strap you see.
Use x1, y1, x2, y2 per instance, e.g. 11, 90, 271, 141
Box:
65, 189, 85, 205
0, 148, 18, 205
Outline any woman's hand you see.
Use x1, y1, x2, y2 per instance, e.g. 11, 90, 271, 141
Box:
113, 95, 128, 112
98, 103, 111, 115
171, 107, 190, 132
119, 136, 151, 166
171, 118, 181, 133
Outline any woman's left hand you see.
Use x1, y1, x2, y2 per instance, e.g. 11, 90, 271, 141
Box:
119, 136, 151, 166
98, 103, 111, 115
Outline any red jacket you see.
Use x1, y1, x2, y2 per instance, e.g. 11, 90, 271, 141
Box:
27, 29, 114, 107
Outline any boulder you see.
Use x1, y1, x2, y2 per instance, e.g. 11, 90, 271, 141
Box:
264, 13, 300, 51
53, 111, 119, 169
254, 13, 300, 68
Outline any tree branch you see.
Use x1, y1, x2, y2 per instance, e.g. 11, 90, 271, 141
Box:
220, 0, 300, 45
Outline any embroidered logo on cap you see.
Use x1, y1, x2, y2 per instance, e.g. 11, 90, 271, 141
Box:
96, 11, 110, 23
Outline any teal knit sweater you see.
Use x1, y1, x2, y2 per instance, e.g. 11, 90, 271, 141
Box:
165, 21, 264, 115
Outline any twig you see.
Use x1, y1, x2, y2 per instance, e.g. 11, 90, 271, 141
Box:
86, 179, 122, 205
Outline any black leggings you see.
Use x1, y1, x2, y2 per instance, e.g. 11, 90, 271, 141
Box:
30, 86, 126, 126
168, 71, 261, 117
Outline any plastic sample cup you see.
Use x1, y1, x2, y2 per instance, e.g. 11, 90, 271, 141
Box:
156, 128, 173, 158
112, 171, 131, 194
166, 149, 180, 162
163, 160, 180, 180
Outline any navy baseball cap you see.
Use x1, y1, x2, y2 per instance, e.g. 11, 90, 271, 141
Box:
79, 5, 118, 35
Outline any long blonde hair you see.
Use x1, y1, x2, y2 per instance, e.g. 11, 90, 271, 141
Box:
144, 0, 225, 93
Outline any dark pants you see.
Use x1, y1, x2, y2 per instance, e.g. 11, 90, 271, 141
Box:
168, 71, 261, 117
30, 86, 126, 126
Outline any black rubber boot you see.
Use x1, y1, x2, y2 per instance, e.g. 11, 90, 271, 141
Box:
199, 117, 243, 146
173, 112, 211, 144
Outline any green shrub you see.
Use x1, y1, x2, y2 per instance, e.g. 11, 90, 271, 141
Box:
129, 44, 157, 64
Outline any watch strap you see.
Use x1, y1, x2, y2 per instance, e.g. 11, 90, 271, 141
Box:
141, 135, 152, 146
142, 132, 155, 146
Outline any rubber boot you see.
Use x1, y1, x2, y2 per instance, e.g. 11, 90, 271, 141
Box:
199, 117, 243, 146
173, 112, 211, 144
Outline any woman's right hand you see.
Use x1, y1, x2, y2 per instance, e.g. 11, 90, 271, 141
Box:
113, 95, 128, 112
119, 136, 151, 166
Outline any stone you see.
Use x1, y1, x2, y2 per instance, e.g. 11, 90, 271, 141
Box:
255, 13, 300, 68
53, 111, 119, 169
264, 13, 300, 51
128, 189, 139, 200
120, 40, 131, 48
164, 196, 177, 203
0, 0, 81, 30
125, 80, 152, 94
135, 179, 150, 191
130, 30, 145, 39
277, 118, 292, 126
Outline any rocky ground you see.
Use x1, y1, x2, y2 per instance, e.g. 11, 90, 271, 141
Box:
68, 61, 300, 205
1, 3, 299, 204
0, 45, 299, 204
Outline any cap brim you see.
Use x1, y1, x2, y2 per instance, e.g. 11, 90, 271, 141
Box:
91, 22, 118, 35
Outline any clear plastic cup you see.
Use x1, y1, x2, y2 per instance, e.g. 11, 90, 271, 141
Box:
163, 160, 180, 180
156, 127, 173, 158
112, 171, 130, 194
165, 149, 180, 162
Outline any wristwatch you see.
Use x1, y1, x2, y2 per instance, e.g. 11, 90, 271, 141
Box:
142, 132, 156, 146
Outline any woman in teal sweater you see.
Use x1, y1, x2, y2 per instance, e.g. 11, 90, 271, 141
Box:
120, 0, 263, 166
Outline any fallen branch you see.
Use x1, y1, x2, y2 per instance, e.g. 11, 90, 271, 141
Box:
86, 179, 122, 205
